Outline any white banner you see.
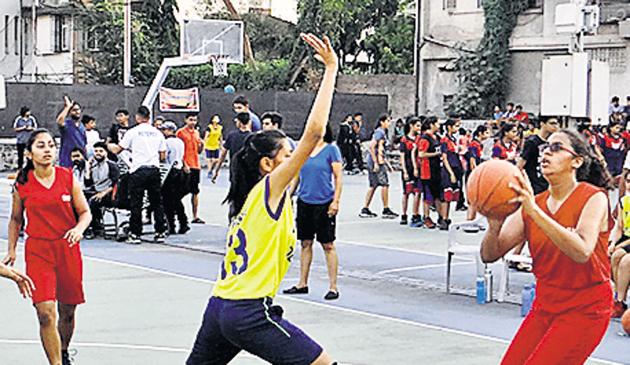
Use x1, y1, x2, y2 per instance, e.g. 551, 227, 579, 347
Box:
159, 87, 200, 112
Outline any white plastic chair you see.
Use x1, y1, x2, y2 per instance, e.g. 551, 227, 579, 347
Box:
446, 218, 488, 294
497, 249, 533, 302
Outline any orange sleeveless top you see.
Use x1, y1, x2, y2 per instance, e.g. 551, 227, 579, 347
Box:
523, 182, 613, 314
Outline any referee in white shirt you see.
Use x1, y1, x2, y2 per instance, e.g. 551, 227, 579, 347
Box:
160, 121, 190, 235
108, 106, 168, 244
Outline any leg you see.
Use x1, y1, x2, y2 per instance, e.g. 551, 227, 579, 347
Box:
381, 186, 390, 209
500, 309, 551, 365
57, 303, 77, 351
412, 192, 421, 216
17, 143, 25, 170
311, 351, 334, 365
35, 301, 62, 365
146, 169, 167, 234
617, 254, 630, 302
363, 187, 376, 209
321, 243, 338, 292
128, 171, 145, 236
192, 194, 199, 220
612, 248, 626, 284
297, 240, 314, 289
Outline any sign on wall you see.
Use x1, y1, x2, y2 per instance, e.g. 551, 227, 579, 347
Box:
159, 87, 200, 112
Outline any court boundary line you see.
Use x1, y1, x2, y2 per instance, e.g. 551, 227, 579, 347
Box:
376, 261, 474, 275
83, 255, 621, 365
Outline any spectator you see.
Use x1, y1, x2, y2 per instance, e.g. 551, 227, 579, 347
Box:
399, 117, 422, 226
177, 112, 205, 224
609, 96, 623, 116
502, 102, 516, 120
337, 114, 354, 172
359, 114, 398, 219
349, 120, 365, 172
600, 120, 625, 179
212, 112, 253, 184
233, 95, 261, 132
518, 117, 560, 195
283, 124, 343, 300
439, 119, 463, 230
393, 118, 405, 146
261, 111, 296, 149
70, 147, 87, 190
203, 114, 223, 179
493, 105, 503, 121
108, 106, 167, 244
107, 109, 131, 162
13, 106, 37, 170
355, 112, 372, 142
623, 96, 630, 122
492, 122, 518, 163
153, 115, 165, 130
412, 116, 442, 229
82, 115, 100, 159
56, 96, 87, 168
513, 105, 529, 125
84, 141, 119, 237
161, 121, 189, 235
610, 170, 630, 318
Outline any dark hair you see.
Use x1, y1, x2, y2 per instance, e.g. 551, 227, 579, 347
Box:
16, 129, 53, 185
224, 130, 287, 219
559, 129, 613, 190
71, 147, 85, 157
185, 112, 198, 120
261, 111, 284, 129
612, 96, 620, 103
93, 141, 107, 151
515, 104, 523, 110
473, 125, 488, 139
443, 119, 457, 134
498, 122, 516, 140
81, 115, 95, 125
351, 120, 360, 128
236, 112, 251, 125
507, 102, 515, 108
233, 95, 249, 106
323, 124, 334, 143
136, 106, 151, 119
421, 116, 438, 132
404, 117, 421, 135
19, 106, 30, 117
354, 113, 363, 118
115, 109, 129, 116
377, 113, 389, 127
210, 114, 221, 122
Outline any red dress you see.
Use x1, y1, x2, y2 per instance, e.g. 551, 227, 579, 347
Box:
16, 167, 85, 304
501, 183, 612, 364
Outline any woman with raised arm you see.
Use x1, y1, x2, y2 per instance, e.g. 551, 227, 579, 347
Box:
3, 129, 91, 365
480, 129, 614, 364
186, 34, 338, 365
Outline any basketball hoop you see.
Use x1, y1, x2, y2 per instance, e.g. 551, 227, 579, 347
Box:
212, 56, 228, 77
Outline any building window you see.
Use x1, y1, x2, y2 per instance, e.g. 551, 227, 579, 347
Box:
23, 17, 30, 55
4, 15, 9, 55
443, 0, 456, 11
14, 16, 19, 55
54, 15, 71, 53
527, 0, 542, 8
443, 94, 455, 109
587, 47, 627, 73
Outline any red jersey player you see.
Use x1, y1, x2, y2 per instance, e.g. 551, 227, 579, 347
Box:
481, 129, 613, 364
3, 129, 91, 365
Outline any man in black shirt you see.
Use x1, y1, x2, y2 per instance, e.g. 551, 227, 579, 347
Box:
212, 112, 252, 183
107, 109, 131, 161
518, 116, 560, 195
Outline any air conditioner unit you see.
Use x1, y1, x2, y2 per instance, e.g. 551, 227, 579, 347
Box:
583, 5, 600, 34
556, 3, 582, 34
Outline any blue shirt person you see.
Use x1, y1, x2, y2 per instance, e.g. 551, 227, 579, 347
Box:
56, 96, 87, 168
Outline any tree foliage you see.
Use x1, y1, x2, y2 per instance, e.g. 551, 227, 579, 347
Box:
447, 0, 529, 118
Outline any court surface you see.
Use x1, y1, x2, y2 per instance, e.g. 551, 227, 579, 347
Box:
0, 171, 627, 364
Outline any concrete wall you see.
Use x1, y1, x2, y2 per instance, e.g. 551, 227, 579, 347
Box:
0, 83, 388, 139
336, 74, 415, 120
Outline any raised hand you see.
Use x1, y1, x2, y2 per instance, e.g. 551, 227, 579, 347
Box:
300, 33, 338, 70
64, 95, 73, 109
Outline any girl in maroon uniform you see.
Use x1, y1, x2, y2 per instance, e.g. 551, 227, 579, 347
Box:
3, 129, 91, 365
492, 122, 518, 163
481, 129, 613, 364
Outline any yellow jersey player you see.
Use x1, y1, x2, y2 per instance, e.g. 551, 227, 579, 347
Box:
186, 33, 338, 365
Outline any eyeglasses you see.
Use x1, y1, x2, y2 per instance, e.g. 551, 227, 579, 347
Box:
539, 142, 579, 157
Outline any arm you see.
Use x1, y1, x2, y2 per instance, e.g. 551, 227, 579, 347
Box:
108, 143, 123, 155
328, 162, 343, 216
64, 176, 92, 246
510, 173, 609, 263
13, 118, 26, 132
212, 147, 229, 183
480, 210, 527, 263
268, 34, 338, 208
367, 139, 378, 171
516, 158, 527, 170
56, 96, 73, 128
411, 144, 419, 177
3, 190, 24, 266
400, 151, 408, 179
0, 262, 35, 299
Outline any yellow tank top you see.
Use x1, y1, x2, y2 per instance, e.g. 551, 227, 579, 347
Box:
204, 124, 223, 150
212, 176, 296, 299
622, 195, 630, 237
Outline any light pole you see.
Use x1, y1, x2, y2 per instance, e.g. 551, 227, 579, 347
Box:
414, 0, 424, 116
123, 0, 132, 87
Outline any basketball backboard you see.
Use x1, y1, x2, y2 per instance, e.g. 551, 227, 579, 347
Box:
180, 19, 244, 64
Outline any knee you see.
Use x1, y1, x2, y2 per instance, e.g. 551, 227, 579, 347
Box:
321, 243, 335, 252
619, 254, 630, 271
301, 240, 314, 249
612, 249, 626, 265
36, 307, 56, 327
59, 308, 76, 324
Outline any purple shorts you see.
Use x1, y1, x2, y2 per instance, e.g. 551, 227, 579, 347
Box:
205, 149, 220, 159
187, 297, 323, 365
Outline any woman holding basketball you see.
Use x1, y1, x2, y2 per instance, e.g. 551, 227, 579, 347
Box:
481, 129, 613, 364
186, 33, 337, 365
3, 129, 91, 365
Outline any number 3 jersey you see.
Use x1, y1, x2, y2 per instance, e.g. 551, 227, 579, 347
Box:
213, 175, 296, 299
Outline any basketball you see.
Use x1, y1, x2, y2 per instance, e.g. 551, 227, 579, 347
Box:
466, 159, 522, 219
622, 309, 630, 336
224, 84, 236, 94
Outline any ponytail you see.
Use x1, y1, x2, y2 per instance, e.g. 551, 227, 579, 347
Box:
224, 130, 287, 220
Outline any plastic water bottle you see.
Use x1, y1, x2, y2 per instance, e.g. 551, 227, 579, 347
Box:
476, 277, 486, 304
521, 284, 534, 317
484, 268, 493, 303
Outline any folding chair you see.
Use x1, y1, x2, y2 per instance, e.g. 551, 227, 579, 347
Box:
497, 249, 533, 302
446, 218, 488, 294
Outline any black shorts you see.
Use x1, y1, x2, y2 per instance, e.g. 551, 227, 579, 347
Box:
297, 199, 336, 244
187, 297, 323, 365
421, 178, 441, 203
188, 168, 201, 195
615, 235, 630, 253
368, 164, 389, 187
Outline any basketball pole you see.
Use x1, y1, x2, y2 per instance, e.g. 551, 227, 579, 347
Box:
123, 0, 133, 87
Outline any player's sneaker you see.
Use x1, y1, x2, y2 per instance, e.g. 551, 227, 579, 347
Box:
409, 215, 424, 228
62, 349, 76, 365
400, 215, 408, 225
423, 217, 436, 229
382, 208, 399, 219
612, 300, 627, 318
359, 208, 378, 218
127, 234, 141, 245
154, 231, 167, 243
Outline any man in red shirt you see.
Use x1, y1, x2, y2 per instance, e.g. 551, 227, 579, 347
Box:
177, 113, 205, 224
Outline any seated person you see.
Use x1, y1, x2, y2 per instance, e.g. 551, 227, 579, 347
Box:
84, 141, 120, 236
611, 171, 630, 317
70, 147, 87, 190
